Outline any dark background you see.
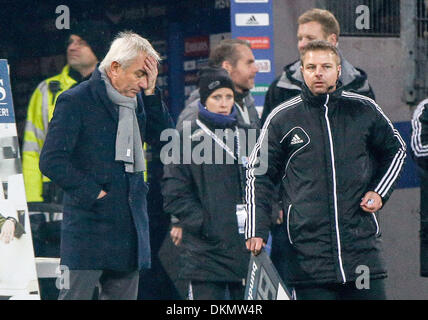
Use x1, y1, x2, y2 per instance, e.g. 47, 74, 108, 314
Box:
0, 0, 231, 144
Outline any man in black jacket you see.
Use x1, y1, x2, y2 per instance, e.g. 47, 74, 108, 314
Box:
411, 98, 428, 277
246, 41, 406, 300
263, 8, 377, 293
261, 8, 375, 124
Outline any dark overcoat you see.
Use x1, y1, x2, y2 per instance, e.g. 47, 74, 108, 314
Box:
39, 68, 173, 271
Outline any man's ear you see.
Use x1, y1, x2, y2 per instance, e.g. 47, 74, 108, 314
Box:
109, 61, 121, 76
221, 60, 233, 74
337, 65, 342, 78
327, 33, 338, 47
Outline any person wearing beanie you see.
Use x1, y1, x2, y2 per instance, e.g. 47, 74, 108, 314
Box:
162, 67, 252, 300
21, 20, 110, 299
67, 20, 110, 81
198, 67, 236, 106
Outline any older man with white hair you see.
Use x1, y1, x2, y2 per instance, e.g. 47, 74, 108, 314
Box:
39, 31, 173, 300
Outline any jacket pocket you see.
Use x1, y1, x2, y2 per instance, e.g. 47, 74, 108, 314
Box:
286, 204, 294, 245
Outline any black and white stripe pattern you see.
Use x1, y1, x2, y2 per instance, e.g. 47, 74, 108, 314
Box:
411, 98, 428, 158
341, 91, 406, 198
245, 96, 302, 239
323, 94, 346, 283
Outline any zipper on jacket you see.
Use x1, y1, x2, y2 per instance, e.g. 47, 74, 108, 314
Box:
371, 212, 380, 236
286, 204, 293, 244
323, 95, 347, 284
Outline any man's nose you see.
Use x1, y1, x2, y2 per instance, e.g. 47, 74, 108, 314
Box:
68, 41, 78, 51
253, 63, 259, 73
315, 66, 323, 77
138, 78, 146, 88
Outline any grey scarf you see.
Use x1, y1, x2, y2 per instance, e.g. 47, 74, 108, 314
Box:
100, 68, 146, 173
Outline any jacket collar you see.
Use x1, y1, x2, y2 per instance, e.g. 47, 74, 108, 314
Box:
60, 65, 78, 88
301, 82, 344, 107
68, 66, 85, 83
88, 66, 119, 121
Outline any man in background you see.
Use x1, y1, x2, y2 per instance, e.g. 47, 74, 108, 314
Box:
177, 39, 260, 130
22, 21, 108, 205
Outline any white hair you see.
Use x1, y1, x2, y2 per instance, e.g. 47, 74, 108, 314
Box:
99, 31, 161, 72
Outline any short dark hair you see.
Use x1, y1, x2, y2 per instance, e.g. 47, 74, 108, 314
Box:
298, 9, 340, 40
209, 39, 251, 67
300, 40, 341, 65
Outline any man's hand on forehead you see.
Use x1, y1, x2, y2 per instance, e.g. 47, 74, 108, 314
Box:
143, 55, 159, 95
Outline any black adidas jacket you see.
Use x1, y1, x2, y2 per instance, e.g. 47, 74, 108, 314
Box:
245, 84, 406, 286
411, 98, 428, 276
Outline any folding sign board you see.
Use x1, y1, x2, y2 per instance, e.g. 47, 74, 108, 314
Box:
245, 250, 293, 300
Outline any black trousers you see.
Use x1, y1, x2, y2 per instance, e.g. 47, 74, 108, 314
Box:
294, 279, 386, 300
58, 269, 139, 300
188, 281, 245, 300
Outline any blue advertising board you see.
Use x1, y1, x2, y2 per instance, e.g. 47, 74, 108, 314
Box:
0, 60, 15, 123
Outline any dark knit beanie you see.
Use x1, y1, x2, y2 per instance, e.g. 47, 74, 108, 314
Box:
199, 67, 235, 106
68, 20, 110, 61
